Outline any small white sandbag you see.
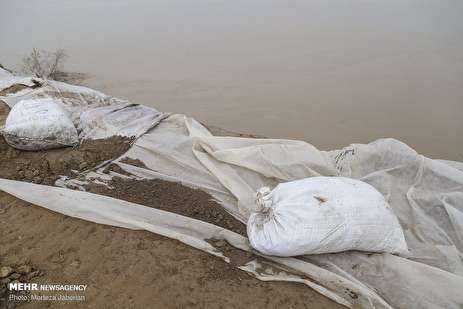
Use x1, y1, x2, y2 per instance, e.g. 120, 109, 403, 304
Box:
247, 177, 409, 257
1, 98, 78, 150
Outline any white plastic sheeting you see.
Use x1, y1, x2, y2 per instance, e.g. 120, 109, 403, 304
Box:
0, 67, 12, 79
0, 68, 37, 93
0, 178, 382, 308
1, 71, 462, 308
77, 103, 166, 140
54, 114, 463, 309
0, 75, 167, 140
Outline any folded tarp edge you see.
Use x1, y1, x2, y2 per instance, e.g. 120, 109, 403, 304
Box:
0, 178, 393, 309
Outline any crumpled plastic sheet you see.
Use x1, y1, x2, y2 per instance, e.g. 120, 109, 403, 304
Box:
0, 73, 167, 140
0, 178, 385, 309
1, 70, 462, 308
54, 114, 463, 309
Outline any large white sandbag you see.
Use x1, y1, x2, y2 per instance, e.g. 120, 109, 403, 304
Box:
1, 98, 78, 150
247, 177, 409, 257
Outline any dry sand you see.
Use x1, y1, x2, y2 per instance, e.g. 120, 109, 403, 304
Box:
0, 100, 342, 309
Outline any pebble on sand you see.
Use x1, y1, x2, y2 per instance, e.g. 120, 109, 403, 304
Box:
0, 266, 13, 278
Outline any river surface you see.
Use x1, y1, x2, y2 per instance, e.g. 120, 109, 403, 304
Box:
1, 0, 462, 160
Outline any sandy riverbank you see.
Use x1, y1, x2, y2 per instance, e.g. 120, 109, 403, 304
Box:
0, 96, 342, 308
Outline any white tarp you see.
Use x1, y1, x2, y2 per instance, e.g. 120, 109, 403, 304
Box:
0, 68, 37, 91
0, 68, 12, 79
55, 114, 463, 309
0, 76, 167, 140
1, 73, 462, 308
0, 178, 380, 308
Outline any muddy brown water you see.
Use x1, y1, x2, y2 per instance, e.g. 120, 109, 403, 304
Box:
1, 0, 462, 160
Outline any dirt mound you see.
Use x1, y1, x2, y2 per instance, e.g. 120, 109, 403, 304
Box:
86, 171, 247, 236
0, 136, 132, 185
0, 101, 9, 127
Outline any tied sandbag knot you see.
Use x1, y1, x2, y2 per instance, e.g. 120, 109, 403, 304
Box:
255, 186, 273, 213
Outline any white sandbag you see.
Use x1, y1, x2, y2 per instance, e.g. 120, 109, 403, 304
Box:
1, 98, 78, 150
247, 176, 409, 257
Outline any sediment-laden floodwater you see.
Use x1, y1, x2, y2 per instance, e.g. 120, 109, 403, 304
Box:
1, 0, 462, 159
